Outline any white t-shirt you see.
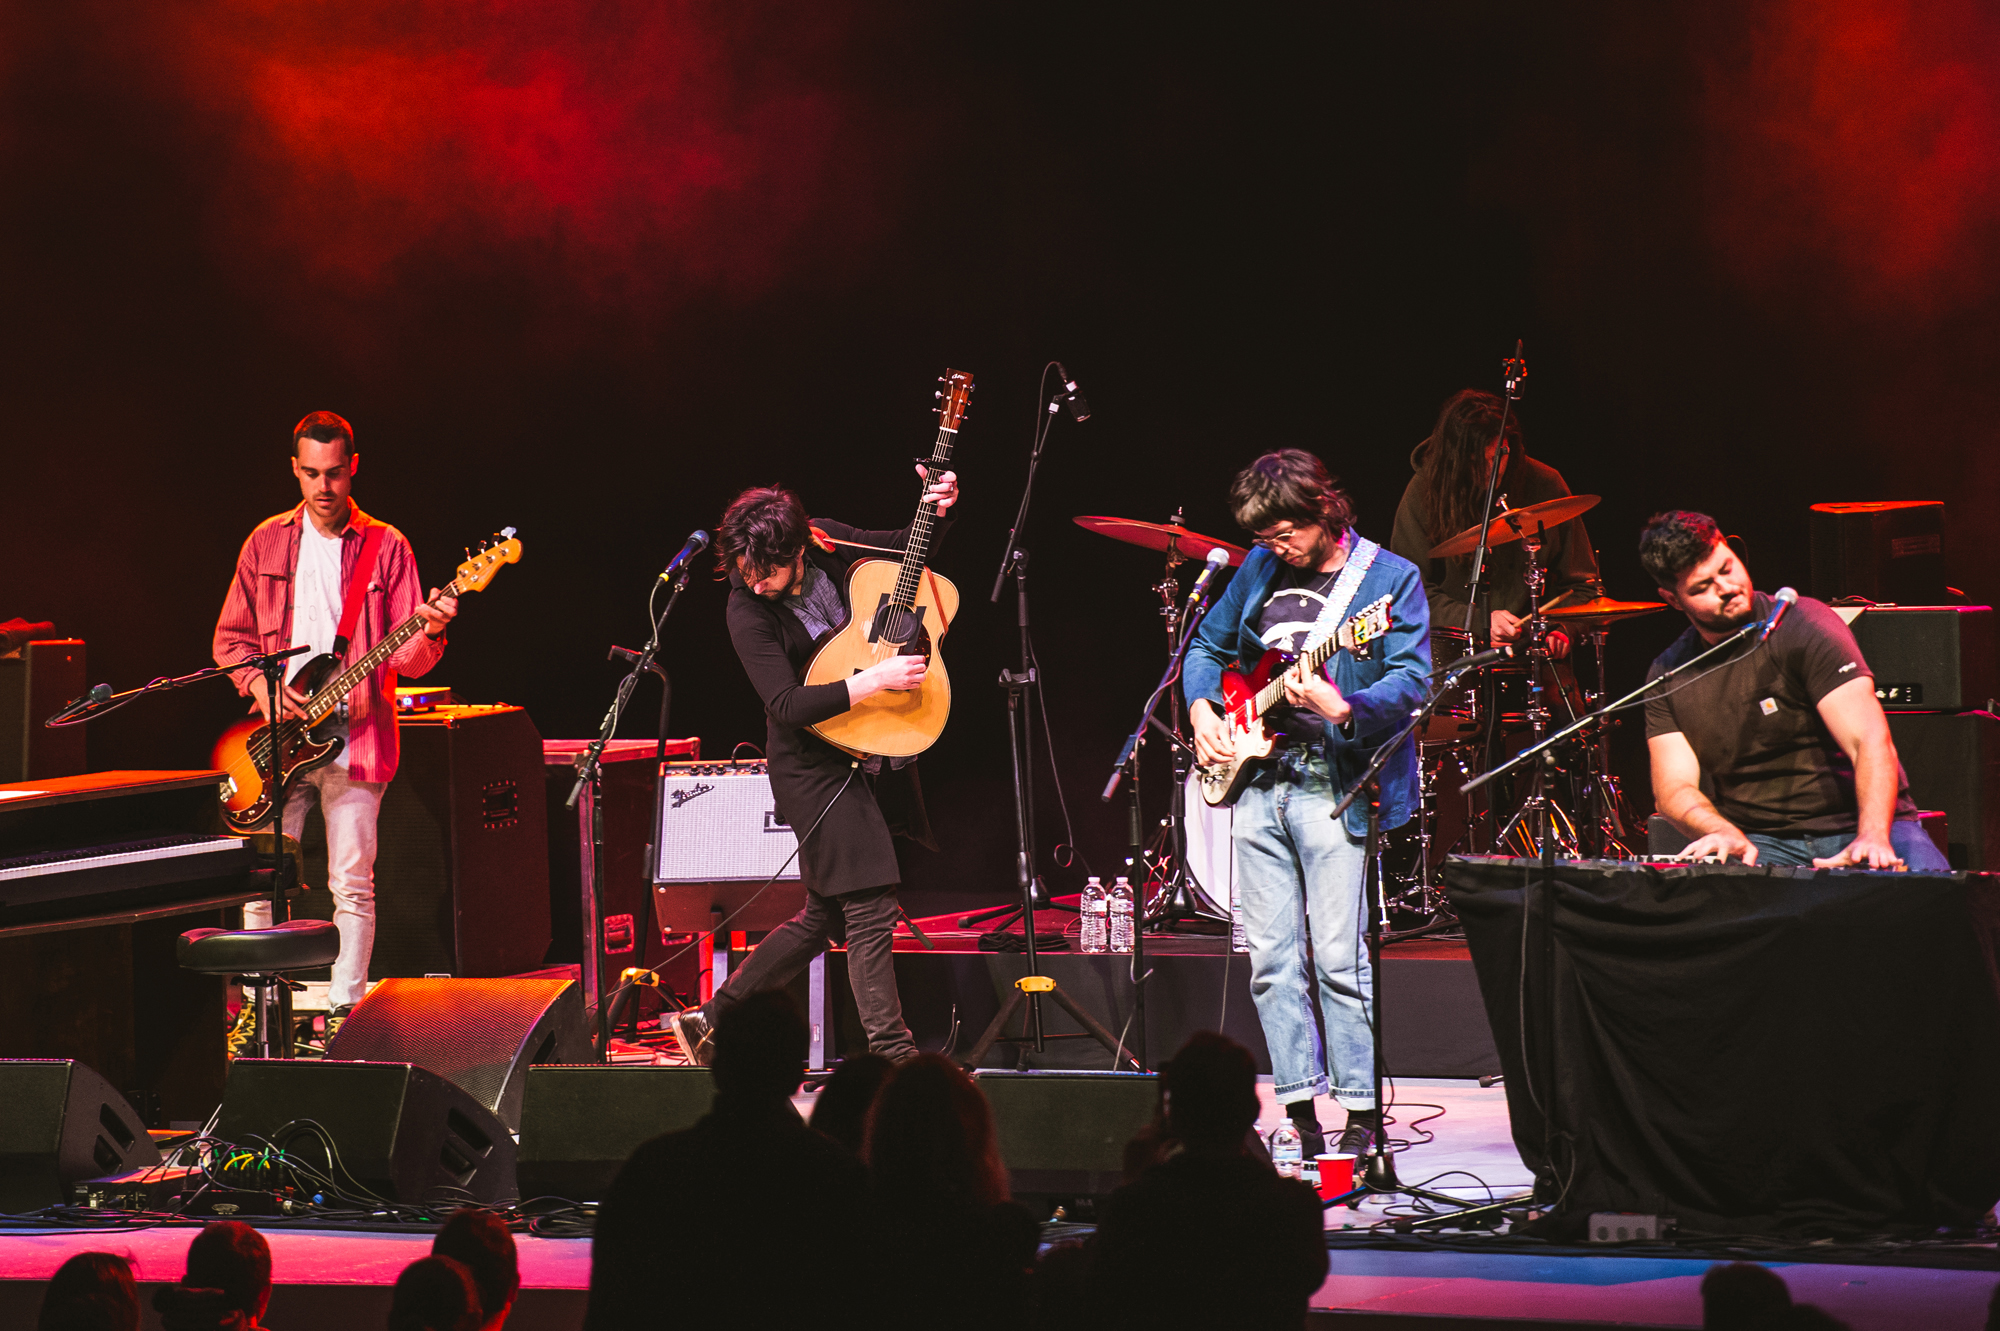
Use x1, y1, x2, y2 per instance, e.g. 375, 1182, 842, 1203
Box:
289, 518, 352, 766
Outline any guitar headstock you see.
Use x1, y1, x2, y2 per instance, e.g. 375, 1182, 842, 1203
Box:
1339, 595, 1394, 659
934, 369, 975, 432
454, 527, 522, 594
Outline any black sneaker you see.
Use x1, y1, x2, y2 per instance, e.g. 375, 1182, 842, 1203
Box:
667, 1007, 714, 1066
1335, 1121, 1377, 1161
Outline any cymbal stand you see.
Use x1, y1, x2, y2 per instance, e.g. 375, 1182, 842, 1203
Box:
1492, 525, 1579, 859
1577, 627, 1636, 858
1146, 508, 1229, 929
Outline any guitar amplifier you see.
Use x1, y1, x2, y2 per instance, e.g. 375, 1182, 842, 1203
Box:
652, 761, 808, 934
1845, 605, 1995, 711
654, 762, 800, 882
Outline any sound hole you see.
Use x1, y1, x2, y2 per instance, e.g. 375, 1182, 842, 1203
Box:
877, 604, 917, 645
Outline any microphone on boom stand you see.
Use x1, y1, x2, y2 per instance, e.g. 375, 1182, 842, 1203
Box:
1183, 547, 1230, 611
1760, 587, 1798, 642
1051, 363, 1090, 422
659, 530, 710, 582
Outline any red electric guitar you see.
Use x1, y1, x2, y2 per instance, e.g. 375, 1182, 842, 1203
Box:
1193, 594, 1395, 808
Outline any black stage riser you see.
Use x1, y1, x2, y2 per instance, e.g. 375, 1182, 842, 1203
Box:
808, 950, 1500, 1079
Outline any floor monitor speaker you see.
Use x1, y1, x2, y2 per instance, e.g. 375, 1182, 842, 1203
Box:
0, 640, 85, 782
516, 1065, 715, 1203
975, 1070, 1159, 1217
324, 977, 594, 1132
216, 1058, 514, 1204
0, 1060, 159, 1211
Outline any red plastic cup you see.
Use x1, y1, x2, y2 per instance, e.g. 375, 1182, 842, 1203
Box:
1315, 1152, 1356, 1199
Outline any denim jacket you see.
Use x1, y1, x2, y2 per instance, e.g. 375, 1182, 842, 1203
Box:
1182, 541, 1431, 836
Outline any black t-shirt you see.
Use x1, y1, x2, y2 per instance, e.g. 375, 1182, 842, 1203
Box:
1253, 563, 1346, 741
1644, 591, 1915, 834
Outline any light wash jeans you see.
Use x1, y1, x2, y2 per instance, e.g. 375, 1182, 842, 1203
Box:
244, 761, 386, 1009
1745, 819, 1952, 872
1233, 744, 1375, 1109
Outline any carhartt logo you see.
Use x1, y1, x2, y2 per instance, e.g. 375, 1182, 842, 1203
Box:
669, 783, 714, 808
1759, 698, 1779, 716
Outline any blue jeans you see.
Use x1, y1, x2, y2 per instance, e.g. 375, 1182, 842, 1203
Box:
1233, 745, 1374, 1109
1744, 819, 1951, 872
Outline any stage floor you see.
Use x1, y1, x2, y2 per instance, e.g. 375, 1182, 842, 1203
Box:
4, 1077, 1994, 1330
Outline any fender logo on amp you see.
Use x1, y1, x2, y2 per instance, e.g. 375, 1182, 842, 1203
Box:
668, 783, 714, 809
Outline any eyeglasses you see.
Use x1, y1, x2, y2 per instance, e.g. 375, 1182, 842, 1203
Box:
1251, 525, 1307, 550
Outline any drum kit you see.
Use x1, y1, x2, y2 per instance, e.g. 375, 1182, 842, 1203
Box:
1075, 494, 1665, 933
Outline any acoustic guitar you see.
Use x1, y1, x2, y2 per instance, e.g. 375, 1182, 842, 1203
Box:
1193, 594, 1395, 808
801, 369, 973, 758
210, 530, 522, 832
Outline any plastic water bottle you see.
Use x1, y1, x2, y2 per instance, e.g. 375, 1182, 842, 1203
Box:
1268, 1121, 1303, 1179
1109, 877, 1135, 953
1080, 877, 1108, 954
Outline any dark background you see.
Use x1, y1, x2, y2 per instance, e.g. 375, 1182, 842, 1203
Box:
8, 1, 1997, 913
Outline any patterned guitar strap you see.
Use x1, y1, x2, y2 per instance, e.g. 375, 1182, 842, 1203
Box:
1299, 534, 1380, 673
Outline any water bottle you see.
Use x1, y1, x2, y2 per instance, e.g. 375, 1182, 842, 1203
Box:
1080, 877, 1108, 954
1268, 1121, 1303, 1179
1109, 876, 1135, 953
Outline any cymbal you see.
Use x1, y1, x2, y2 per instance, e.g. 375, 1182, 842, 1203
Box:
1074, 516, 1248, 567
1430, 494, 1601, 559
1540, 596, 1668, 627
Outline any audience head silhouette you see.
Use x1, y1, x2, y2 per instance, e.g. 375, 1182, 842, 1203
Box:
432, 1208, 519, 1330
810, 1052, 894, 1154
154, 1222, 272, 1331
866, 1053, 1009, 1209
37, 1251, 138, 1331
389, 1255, 480, 1331
1701, 1262, 1791, 1330
1161, 1030, 1262, 1150
710, 989, 808, 1101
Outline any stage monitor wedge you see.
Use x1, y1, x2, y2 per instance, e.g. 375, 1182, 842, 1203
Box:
976, 1069, 1159, 1217
0, 1059, 160, 1212
516, 1065, 715, 1203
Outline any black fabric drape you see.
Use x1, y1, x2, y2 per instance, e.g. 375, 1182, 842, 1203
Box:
1447, 855, 2000, 1237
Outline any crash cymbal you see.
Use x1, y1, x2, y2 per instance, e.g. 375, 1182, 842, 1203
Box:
1074, 515, 1248, 567
1540, 596, 1668, 627
1430, 494, 1601, 560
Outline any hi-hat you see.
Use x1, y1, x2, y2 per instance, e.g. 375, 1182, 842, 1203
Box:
1074, 516, 1247, 567
1540, 595, 1668, 627
1430, 494, 1601, 559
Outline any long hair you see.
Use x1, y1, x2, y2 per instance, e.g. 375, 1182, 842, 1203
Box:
1226, 449, 1355, 539
864, 1054, 1009, 1210
1417, 389, 1523, 544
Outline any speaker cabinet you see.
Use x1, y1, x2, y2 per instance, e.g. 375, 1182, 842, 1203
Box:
975, 1070, 1159, 1216
1810, 501, 1947, 605
298, 704, 550, 978
0, 640, 85, 782
216, 1059, 515, 1204
0, 1060, 160, 1211
516, 1065, 715, 1203
1887, 711, 2000, 870
324, 977, 594, 1132
1847, 606, 1996, 711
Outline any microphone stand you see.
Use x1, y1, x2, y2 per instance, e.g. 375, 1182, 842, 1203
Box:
570, 561, 695, 1056
1461, 344, 1525, 852
962, 363, 1081, 933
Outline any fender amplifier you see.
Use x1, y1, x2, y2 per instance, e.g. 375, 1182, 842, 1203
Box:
654, 761, 800, 882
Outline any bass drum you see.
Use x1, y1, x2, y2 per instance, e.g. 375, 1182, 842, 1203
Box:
1179, 769, 1234, 918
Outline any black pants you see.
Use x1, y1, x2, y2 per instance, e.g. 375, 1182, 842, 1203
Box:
706, 884, 916, 1060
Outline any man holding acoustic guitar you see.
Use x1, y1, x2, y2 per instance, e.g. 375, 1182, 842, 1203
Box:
1184, 449, 1430, 1164
212, 412, 457, 1024
667, 461, 962, 1067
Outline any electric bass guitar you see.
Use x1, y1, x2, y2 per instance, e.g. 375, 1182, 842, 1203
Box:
1193, 594, 1395, 809
211, 530, 523, 832
801, 369, 972, 758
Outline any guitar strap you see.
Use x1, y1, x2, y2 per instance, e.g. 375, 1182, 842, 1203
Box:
331, 521, 387, 661
1299, 535, 1380, 672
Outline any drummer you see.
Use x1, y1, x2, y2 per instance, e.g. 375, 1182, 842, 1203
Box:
1389, 389, 1599, 657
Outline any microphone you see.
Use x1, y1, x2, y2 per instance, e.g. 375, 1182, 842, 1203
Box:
1184, 548, 1231, 608
1436, 645, 1514, 676
1052, 363, 1091, 422
1758, 586, 1799, 642
659, 530, 711, 582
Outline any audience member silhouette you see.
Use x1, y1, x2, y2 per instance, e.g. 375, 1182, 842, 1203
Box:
388, 1255, 480, 1331
1085, 1032, 1327, 1329
36, 1252, 138, 1331
584, 989, 866, 1329
432, 1208, 519, 1330
153, 1222, 274, 1331
809, 1051, 894, 1155
1701, 1262, 1791, 1330
864, 1054, 1039, 1330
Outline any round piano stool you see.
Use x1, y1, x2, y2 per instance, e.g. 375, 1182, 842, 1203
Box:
178, 919, 341, 1061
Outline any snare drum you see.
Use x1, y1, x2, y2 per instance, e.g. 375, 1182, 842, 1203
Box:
1423, 628, 1483, 743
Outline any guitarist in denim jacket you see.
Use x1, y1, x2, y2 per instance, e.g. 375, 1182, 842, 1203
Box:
1183, 449, 1430, 1161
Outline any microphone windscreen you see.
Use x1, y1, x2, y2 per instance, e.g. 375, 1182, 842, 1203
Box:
1206, 547, 1230, 567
